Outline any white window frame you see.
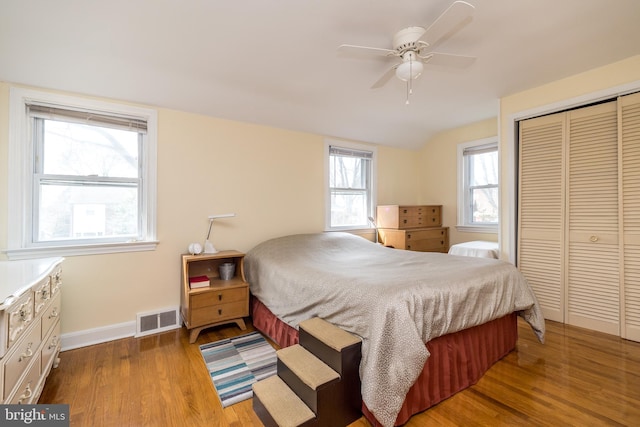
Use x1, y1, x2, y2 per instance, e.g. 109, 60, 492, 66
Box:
324, 139, 377, 231
6, 87, 158, 259
456, 137, 499, 233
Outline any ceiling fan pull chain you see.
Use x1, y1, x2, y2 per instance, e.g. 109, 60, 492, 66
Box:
409, 59, 414, 95
406, 81, 410, 105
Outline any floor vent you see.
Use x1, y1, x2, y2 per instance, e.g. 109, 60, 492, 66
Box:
135, 307, 181, 338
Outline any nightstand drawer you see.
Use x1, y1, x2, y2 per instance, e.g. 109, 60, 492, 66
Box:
191, 286, 247, 309
191, 300, 249, 327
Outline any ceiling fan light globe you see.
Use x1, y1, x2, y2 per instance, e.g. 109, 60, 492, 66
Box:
395, 60, 423, 81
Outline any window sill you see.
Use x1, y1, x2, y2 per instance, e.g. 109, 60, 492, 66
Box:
4, 240, 159, 260
456, 225, 498, 234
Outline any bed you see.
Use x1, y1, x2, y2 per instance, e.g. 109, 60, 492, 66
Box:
245, 232, 545, 427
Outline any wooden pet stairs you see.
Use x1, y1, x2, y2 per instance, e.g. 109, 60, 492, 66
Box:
252, 317, 362, 427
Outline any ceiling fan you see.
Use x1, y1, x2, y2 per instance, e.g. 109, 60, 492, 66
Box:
338, 1, 476, 104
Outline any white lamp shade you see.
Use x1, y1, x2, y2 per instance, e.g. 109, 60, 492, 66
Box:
395, 60, 423, 81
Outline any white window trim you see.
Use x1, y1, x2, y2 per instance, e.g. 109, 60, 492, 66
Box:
456, 136, 499, 234
6, 87, 158, 260
324, 138, 377, 231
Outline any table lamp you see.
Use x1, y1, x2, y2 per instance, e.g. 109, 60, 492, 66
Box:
204, 213, 236, 253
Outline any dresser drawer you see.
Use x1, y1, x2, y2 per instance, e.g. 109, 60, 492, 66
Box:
191, 286, 247, 309
50, 266, 63, 295
405, 228, 448, 241
42, 319, 61, 374
191, 300, 249, 327
4, 318, 42, 399
34, 277, 52, 317
7, 353, 41, 404
41, 292, 61, 339
7, 292, 35, 350
379, 227, 449, 252
406, 239, 447, 252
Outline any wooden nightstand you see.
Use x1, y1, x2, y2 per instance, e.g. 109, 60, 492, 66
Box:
180, 251, 249, 343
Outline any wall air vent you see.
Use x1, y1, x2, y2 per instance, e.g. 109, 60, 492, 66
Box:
135, 307, 181, 338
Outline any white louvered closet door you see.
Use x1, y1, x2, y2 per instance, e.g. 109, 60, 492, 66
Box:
566, 101, 619, 335
518, 113, 565, 322
621, 92, 640, 341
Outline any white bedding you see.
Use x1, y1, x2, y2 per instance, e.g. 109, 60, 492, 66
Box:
245, 232, 545, 427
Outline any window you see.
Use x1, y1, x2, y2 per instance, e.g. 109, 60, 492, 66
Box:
325, 140, 376, 230
457, 138, 499, 232
7, 87, 157, 259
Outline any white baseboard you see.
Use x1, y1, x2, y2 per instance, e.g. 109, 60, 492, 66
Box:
61, 321, 178, 351
60, 315, 183, 351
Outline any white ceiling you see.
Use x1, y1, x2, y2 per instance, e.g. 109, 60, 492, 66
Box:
2, 0, 639, 150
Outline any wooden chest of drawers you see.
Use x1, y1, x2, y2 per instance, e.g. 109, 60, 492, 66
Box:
180, 251, 249, 343
0, 257, 63, 404
376, 205, 442, 229
376, 205, 449, 253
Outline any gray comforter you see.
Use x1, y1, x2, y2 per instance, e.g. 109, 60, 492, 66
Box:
245, 232, 545, 427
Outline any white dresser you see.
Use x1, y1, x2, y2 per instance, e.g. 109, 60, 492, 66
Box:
0, 257, 63, 404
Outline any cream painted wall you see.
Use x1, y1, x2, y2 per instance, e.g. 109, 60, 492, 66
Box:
499, 55, 640, 262
376, 145, 421, 205
418, 118, 498, 246
0, 82, 420, 336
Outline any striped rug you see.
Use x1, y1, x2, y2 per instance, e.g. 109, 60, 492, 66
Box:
200, 331, 277, 407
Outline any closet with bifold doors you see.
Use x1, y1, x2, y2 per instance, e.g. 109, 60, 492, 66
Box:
518, 91, 640, 342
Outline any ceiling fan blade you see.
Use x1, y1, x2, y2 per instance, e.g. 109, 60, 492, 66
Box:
370, 64, 400, 89
338, 44, 397, 57
421, 52, 476, 67
420, 1, 475, 47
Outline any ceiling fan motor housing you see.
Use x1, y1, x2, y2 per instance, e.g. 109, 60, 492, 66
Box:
392, 26, 427, 52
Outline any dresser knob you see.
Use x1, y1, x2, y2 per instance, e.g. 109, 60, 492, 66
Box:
589, 235, 599, 243
19, 344, 33, 362
218, 294, 222, 301
49, 336, 59, 350
17, 383, 33, 404
218, 309, 222, 315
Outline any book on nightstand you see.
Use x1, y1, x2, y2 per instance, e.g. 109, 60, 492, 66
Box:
189, 275, 210, 289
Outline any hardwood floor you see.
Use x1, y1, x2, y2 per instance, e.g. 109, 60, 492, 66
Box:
39, 319, 640, 426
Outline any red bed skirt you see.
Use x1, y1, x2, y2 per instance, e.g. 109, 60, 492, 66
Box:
250, 296, 518, 426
